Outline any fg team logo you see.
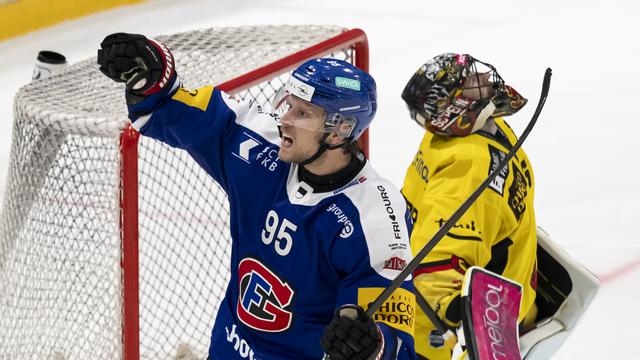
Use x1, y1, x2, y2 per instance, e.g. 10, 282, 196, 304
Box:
237, 258, 294, 332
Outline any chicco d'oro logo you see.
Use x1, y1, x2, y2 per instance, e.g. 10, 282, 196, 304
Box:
359, 287, 415, 335
237, 258, 293, 332
327, 203, 354, 238
377, 185, 402, 240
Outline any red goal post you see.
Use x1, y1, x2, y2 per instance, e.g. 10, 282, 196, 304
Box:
0, 25, 369, 360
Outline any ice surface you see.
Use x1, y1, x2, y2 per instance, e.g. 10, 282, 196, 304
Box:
0, 0, 638, 357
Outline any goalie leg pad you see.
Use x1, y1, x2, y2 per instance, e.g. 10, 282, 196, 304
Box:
519, 227, 600, 359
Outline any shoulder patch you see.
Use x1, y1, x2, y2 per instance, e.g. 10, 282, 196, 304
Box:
487, 144, 509, 195
172, 86, 214, 111
508, 162, 528, 220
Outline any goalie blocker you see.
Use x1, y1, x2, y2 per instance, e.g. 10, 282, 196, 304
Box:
456, 228, 599, 360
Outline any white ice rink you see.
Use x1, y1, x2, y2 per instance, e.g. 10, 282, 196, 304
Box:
1, 0, 638, 358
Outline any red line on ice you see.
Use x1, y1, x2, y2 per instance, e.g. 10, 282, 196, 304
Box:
599, 256, 640, 284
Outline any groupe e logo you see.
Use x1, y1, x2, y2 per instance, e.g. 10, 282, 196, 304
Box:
327, 203, 354, 239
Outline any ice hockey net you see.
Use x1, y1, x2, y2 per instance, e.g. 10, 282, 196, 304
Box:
0, 25, 369, 359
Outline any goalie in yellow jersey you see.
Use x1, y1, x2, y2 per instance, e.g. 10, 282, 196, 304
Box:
400, 53, 538, 359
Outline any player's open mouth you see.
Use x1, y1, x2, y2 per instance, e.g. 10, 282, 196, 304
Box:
282, 134, 293, 148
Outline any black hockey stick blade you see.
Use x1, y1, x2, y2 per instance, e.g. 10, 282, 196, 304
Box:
365, 68, 552, 317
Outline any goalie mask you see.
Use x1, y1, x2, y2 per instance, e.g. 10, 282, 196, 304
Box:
401, 53, 527, 136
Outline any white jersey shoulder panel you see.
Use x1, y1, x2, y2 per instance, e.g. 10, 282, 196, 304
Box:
344, 163, 413, 280
282, 160, 413, 281
221, 92, 282, 146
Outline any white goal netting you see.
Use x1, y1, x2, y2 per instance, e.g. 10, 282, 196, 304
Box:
0, 25, 365, 359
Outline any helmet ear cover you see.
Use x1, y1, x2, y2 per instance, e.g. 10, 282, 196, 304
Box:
324, 112, 357, 140
402, 53, 527, 136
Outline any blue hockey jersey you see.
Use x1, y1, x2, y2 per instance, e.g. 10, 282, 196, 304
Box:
129, 83, 416, 360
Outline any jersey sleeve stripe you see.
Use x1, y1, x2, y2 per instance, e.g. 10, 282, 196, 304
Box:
445, 232, 482, 241
414, 256, 466, 276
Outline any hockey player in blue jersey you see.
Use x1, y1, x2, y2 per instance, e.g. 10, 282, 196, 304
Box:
98, 33, 416, 360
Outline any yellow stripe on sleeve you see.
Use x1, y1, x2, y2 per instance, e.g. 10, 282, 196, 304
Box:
172, 86, 214, 112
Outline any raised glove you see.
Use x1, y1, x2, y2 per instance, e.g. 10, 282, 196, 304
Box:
97, 32, 175, 97
320, 305, 383, 360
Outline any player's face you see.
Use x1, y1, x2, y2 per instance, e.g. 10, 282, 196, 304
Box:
278, 96, 326, 163
461, 72, 495, 100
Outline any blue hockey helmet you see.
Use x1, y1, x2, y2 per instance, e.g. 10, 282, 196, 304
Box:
273, 58, 376, 142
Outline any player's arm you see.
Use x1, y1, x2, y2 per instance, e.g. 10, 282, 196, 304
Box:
97, 33, 179, 120
97, 33, 254, 186
97, 32, 247, 145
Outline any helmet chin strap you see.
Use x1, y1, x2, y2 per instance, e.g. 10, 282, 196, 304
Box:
299, 133, 348, 166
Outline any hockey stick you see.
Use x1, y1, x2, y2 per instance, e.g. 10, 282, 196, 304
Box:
365, 68, 553, 317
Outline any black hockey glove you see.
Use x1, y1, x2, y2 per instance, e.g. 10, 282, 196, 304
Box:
97, 33, 175, 99
320, 305, 383, 360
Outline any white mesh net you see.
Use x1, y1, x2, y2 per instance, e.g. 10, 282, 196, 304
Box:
0, 25, 360, 359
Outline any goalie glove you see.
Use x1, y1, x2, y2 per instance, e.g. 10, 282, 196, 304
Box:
320, 305, 384, 360
97, 33, 176, 105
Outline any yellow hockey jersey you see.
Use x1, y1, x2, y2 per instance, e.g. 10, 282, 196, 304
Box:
401, 118, 538, 359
